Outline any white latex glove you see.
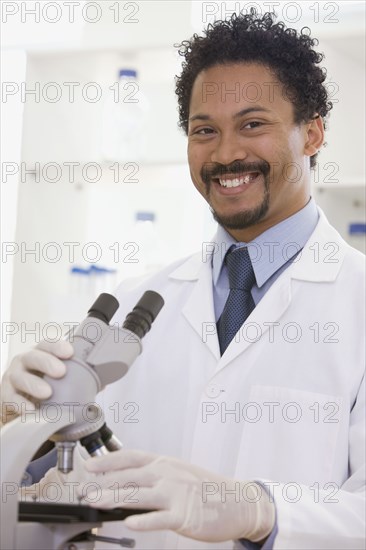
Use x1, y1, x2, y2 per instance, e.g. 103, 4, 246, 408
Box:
79, 449, 275, 543
0, 340, 73, 424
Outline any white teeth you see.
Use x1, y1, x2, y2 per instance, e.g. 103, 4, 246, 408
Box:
218, 174, 255, 187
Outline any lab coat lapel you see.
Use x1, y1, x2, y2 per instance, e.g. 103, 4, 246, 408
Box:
217, 208, 346, 370
169, 252, 221, 360
291, 207, 345, 283
167, 208, 346, 371
217, 270, 292, 370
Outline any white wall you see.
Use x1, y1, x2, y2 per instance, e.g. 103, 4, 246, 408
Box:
1, 50, 27, 371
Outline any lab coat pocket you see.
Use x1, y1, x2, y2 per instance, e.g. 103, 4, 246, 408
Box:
234, 385, 343, 486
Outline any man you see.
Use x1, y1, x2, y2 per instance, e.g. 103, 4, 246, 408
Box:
1, 10, 365, 549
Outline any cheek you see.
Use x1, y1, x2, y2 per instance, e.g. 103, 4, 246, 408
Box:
284, 127, 306, 156
249, 135, 278, 163
188, 164, 204, 195
264, 135, 296, 168
187, 146, 203, 178
187, 142, 198, 160
268, 138, 304, 186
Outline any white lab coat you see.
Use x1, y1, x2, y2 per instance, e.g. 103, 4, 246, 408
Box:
95, 207, 365, 549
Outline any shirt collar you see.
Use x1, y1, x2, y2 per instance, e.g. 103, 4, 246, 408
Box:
211, 197, 319, 288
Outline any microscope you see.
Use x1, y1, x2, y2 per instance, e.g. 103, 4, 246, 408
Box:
0, 291, 164, 550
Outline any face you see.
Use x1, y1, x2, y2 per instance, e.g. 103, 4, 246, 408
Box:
187, 63, 323, 241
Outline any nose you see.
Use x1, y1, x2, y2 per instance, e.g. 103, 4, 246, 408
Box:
210, 131, 249, 166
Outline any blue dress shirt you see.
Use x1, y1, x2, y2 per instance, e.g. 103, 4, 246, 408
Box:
212, 198, 319, 321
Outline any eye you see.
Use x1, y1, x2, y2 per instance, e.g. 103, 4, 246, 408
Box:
191, 127, 215, 135
243, 121, 263, 129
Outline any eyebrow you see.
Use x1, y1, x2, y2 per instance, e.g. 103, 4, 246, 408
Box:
188, 106, 272, 123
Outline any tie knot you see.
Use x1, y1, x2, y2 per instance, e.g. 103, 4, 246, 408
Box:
225, 246, 255, 291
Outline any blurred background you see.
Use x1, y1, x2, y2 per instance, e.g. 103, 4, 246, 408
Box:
1, 0, 365, 367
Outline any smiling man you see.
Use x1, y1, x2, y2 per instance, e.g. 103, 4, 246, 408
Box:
1, 10, 365, 550
187, 62, 323, 241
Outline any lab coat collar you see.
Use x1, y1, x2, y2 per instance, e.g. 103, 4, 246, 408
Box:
290, 206, 346, 282
211, 197, 319, 288
168, 206, 346, 284
168, 206, 348, 367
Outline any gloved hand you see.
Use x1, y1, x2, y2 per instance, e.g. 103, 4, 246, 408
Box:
0, 340, 73, 425
80, 449, 275, 543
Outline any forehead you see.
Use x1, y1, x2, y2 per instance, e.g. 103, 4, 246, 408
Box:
189, 62, 292, 116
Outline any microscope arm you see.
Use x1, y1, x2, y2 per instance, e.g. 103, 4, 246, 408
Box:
1, 410, 74, 549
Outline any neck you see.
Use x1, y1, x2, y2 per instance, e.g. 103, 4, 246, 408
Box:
226, 196, 311, 243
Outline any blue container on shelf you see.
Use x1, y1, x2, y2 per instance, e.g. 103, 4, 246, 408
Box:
349, 223, 366, 234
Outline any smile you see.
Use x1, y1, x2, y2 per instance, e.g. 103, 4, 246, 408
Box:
215, 172, 260, 188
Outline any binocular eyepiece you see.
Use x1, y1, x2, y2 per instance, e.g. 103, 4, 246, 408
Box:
55, 290, 164, 473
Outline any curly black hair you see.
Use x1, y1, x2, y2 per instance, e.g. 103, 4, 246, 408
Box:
174, 10, 333, 168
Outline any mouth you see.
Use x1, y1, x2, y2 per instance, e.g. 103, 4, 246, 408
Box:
217, 172, 260, 187
210, 172, 261, 193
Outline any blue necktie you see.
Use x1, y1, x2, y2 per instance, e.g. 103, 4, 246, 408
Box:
217, 246, 256, 355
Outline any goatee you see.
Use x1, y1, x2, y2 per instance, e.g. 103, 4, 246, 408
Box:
211, 185, 270, 229
201, 159, 271, 230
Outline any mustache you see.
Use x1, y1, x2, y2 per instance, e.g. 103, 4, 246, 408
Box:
201, 160, 270, 184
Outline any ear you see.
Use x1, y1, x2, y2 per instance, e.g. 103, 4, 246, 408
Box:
303, 115, 325, 157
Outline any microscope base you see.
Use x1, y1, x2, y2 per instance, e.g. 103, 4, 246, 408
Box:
19, 501, 153, 523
